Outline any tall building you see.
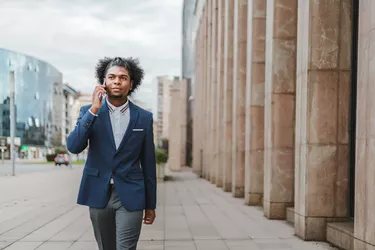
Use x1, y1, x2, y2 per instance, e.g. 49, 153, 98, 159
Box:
76, 93, 92, 107
61, 84, 79, 146
156, 76, 172, 144
189, 0, 375, 249
67, 92, 92, 160
0, 48, 63, 159
129, 97, 147, 110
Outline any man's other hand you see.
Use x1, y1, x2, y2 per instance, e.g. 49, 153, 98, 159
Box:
143, 209, 156, 225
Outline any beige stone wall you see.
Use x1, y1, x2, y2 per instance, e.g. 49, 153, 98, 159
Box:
294, 0, 352, 241
193, 5, 207, 177
354, 0, 375, 248
222, 0, 234, 192
210, 0, 218, 184
203, 0, 212, 179
216, 0, 225, 188
244, 0, 266, 206
231, 0, 248, 198
263, 0, 297, 219
192, 18, 203, 176
191, 0, 356, 245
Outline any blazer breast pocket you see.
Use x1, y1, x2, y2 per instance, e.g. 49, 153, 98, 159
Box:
132, 128, 144, 132
129, 128, 145, 144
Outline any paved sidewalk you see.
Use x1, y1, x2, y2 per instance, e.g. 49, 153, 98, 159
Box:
0, 167, 337, 250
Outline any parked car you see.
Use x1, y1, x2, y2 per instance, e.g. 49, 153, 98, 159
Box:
54, 154, 70, 166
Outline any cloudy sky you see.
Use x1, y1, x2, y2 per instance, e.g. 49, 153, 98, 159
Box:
0, 0, 183, 112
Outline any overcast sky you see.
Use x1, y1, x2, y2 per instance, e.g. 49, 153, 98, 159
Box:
0, 0, 183, 112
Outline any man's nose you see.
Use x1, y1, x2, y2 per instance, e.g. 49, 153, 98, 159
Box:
113, 77, 121, 85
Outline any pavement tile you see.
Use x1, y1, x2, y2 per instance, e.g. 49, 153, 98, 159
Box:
67, 241, 98, 250
48, 212, 90, 242
0, 167, 338, 250
35, 242, 72, 250
164, 240, 196, 250
195, 239, 228, 250
2, 242, 42, 250
20, 206, 86, 242
137, 240, 164, 250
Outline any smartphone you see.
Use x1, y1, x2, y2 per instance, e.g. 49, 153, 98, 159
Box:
99, 79, 107, 101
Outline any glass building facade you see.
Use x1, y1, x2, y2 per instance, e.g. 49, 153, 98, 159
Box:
0, 48, 63, 159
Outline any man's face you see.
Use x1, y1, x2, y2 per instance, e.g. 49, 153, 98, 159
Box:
104, 66, 132, 99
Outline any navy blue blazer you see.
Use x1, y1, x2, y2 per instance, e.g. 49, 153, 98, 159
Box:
66, 100, 156, 211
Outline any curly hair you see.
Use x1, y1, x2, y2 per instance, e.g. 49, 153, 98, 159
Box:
95, 57, 144, 96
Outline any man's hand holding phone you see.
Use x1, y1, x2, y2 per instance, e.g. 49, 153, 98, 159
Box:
90, 84, 106, 115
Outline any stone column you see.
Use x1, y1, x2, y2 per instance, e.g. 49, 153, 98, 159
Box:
232, 0, 248, 198
204, 0, 212, 180
198, 18, 205, 177
197, 9, 205, 177
169, 80, 188, 171
210, 0, 218, 184
216, 0, 225, 187
294, 0, 352, 241
169, 83, 182, 171
202, 7, 208, 178
199, 22, 204, 176
263, 0, 297, 219
244, 0, 266, 206
180, 79, 188, 167
222, 0, 235, 192
354, 2, 375, 248
192, 24, 201, 175
193, 23, 202, 175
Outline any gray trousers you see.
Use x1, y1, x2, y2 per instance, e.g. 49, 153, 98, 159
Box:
89, 185, 143, 250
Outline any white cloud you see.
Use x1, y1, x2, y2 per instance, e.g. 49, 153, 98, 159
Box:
0, 0, 182, 112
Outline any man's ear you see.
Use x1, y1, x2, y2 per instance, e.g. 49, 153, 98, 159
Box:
130, 81, 133, 90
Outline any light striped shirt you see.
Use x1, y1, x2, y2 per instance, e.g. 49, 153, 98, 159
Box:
106, 99, 130, 149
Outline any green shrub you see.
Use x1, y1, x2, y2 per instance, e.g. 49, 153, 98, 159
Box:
46, 154, 55, 162
155, 148, 168, 164
55, 147, 67, 154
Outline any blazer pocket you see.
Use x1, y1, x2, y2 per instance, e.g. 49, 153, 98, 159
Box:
83, 167, 99, 177
132, 128, 144, 132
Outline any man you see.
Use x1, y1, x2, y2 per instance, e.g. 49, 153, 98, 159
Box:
67, 57, 156, 250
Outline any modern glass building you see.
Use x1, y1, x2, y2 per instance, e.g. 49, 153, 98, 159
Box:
0, 48, 63, 159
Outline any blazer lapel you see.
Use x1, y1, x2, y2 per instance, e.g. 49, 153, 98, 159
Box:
116, 101, 139, 153
98, 100, 116, 150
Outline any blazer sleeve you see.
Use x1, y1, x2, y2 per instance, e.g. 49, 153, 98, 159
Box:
66, 106, 97, 154
140, 115, 157, 210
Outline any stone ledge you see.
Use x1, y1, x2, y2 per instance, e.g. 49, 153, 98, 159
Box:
286, 207, 294, 225
326, 222, 354, 250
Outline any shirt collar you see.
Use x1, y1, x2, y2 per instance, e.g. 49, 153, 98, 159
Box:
106, 98, 129, 114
